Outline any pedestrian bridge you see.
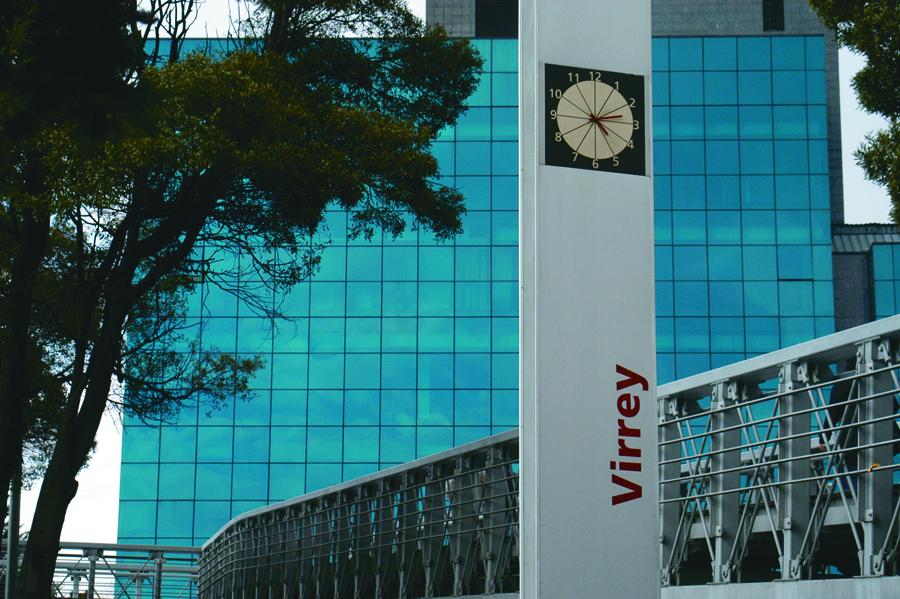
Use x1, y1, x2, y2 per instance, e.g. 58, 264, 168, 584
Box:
197, 315, 900, 598
8, 317, 899, 598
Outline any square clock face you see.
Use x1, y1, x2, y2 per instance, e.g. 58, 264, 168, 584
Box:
544, 63, 646, 176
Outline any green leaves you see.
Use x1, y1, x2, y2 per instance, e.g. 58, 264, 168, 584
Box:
809, 0, 900, 219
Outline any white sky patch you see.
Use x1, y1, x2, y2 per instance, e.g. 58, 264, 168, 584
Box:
15, 0, 894, 545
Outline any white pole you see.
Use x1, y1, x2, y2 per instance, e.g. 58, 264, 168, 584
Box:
519, 0, 658, 596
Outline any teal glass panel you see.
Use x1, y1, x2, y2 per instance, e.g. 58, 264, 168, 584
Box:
706, 176, 740, 209
346, 318, 380, 352
492, 176, 517, 210
743, 246, 778, 280
657, 317, 675, 352
345, 390, 379, 425
674, 247, 708, 280
455, 390, 490, 426
671, 107, 704, 139
160, 426, 197, 462
157, 501, 193, 537
457, 177, 490, 210
418, 390, 453, 425
773, 71, 806, 104
197, 428, 232, 462
456, 282, 491, 316
419, 246, 454, 280
709, 282, 743, 316
656, 247, 673, 281
418, 427, 453, 458
704, 37, 737, 70
705, 107, 738, 140
308, 354, 344, 388
120, 464, 158, 500
738, 38, 771, 70
670, 72, 703, 105
419, 354, 453, 388
772, 37, 805, 69
710, 318, 744, 352
456, 247, 491, 281
380, 427, 415, 462
708, 246, 743, 281
492, 107, 517, 141
383, 282, 416, 316
708, 211, 741, 244
232, 464, 268, 500
418, 318, 453, 352
672, 176, 705, 209
269, 464, 306, 500
492, 317, 518, 352
118, 501, 157, 538
704, 71, 738, 104
347, 247, 382, 281
234, 427, 269, 462
381, 390, 415, 424
271, 353, 308, 389
492, 390, 517, 426
491, 354, 517, 388
774, 106, 807, 139
419, 283, 454, 316
492, 73, 517, 105
653, 37, 669, 71
158, 464, 195, 500
346, 354, 380, 389
194, 501, 231, 537
739, 72, 772, 104
383, 247, 417, 280
308, 390, 342, 425
674, 282, 709, 316
778, 245, 813, 279
456, 318, 490, 352
122, 426, 159, 462
675, 318, 710, 352
196, 464, 231, 500
382, 354, 416, 388
745, 282, 779, 316
344, 427, 379, 462
307, 427, 343, 462
491, 39, 517, 72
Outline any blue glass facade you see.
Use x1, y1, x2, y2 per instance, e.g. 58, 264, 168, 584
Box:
118, 34, 836, 545
653, 35, 834, 382
872, 244, 900, 319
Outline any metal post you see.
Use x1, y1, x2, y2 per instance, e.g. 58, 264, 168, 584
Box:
4, 461, 20, 599
136, 573, 145, 599
779, 361, 812, 580
709, 381, 740, 583
658, 396, 683, 586
86, 548, 98, 598
69, 571, 81, 599
153, 551, 164, 599
857, 339, 894, 576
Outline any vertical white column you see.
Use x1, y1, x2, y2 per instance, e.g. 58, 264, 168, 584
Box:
519, 1, 658, 597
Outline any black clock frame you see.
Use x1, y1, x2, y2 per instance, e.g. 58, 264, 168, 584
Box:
544, 63, 646, 176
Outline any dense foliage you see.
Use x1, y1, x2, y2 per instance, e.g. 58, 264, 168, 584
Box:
0, 1, 480, 596
809, 0, 900, 220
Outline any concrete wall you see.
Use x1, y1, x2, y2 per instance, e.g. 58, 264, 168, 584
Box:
833, 252, 871, 331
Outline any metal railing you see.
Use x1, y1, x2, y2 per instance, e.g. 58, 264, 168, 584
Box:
188, 317, 899, 595
199, 431, 519, 599
1, 542, 199, 598
659, 314, 900, 585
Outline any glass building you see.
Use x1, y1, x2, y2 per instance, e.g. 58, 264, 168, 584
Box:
118, 0, 850, 546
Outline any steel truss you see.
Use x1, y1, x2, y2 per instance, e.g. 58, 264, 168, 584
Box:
198, 431, 519, 599
659, 317, 900, 586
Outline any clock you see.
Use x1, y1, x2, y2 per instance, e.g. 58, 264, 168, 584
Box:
544, 63, 646, 176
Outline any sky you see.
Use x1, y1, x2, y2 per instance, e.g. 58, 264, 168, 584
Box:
16, 0, 893, 545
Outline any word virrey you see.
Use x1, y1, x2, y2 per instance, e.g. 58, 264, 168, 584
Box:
611, 364, 649, 506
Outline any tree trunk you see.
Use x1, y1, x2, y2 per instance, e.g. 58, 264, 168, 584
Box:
16, 293, 128, 599
0, 209, 50, 535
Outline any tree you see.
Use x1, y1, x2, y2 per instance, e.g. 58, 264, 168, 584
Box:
0, 1, 481, 596
808, 0, 900, 220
